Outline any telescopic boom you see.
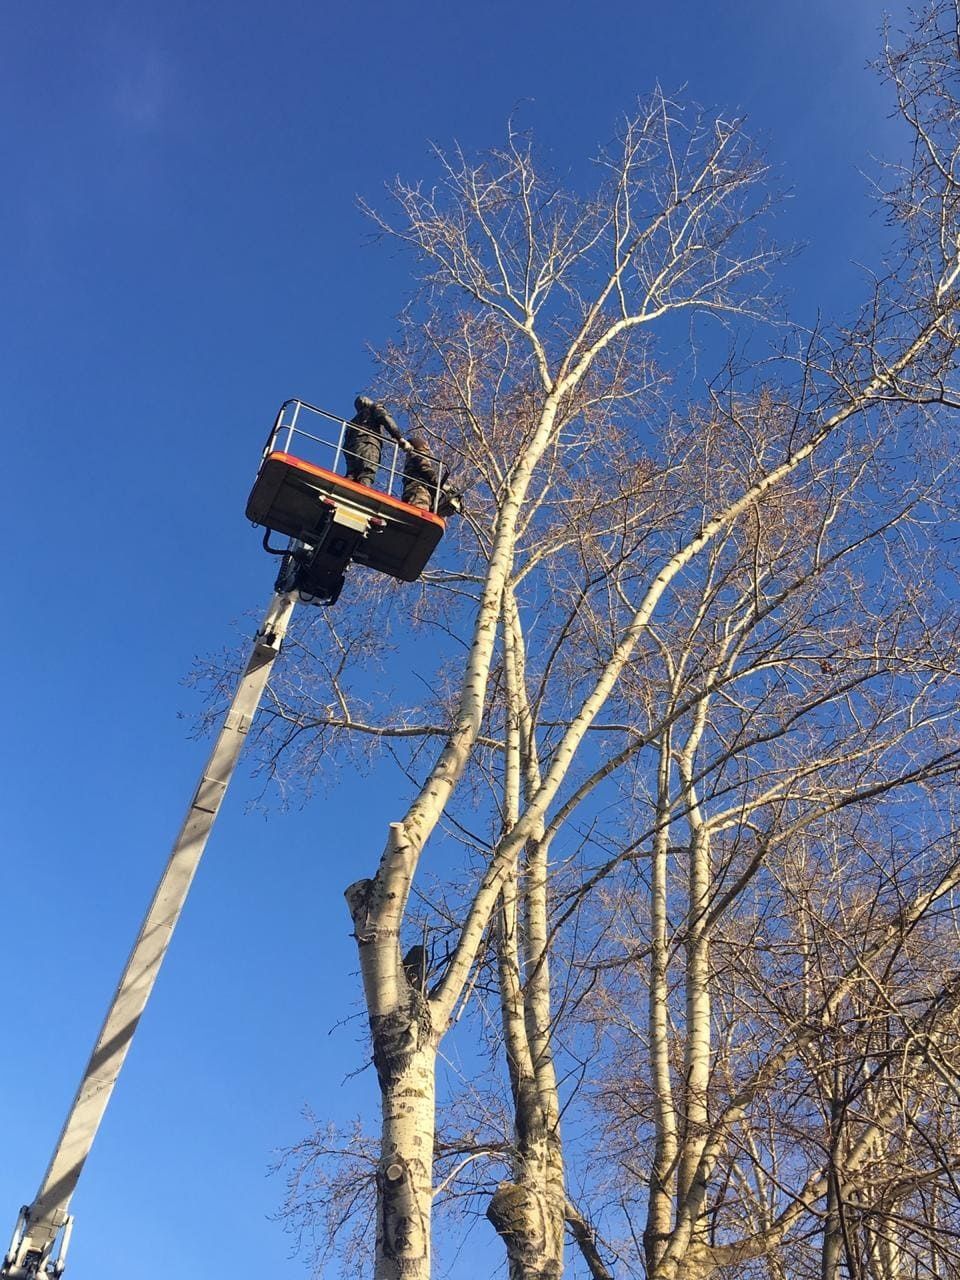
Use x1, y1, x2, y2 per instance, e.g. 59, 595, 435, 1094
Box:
2, 591, 296, 1279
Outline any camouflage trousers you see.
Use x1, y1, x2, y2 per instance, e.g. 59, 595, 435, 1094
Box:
402, 481, 433, 509
344, 430, 381, 485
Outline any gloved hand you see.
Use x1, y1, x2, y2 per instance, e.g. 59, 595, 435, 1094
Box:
399, 437, 412, 450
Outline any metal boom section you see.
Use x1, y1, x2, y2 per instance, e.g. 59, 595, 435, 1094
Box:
2, 591, 296, 1279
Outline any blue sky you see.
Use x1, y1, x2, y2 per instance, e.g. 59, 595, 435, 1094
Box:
0, 2, 916, 1277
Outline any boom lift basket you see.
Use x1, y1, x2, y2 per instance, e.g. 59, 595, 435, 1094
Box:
246, 399, 446, 584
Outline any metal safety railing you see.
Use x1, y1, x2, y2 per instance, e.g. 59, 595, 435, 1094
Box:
260, 398, 444, 513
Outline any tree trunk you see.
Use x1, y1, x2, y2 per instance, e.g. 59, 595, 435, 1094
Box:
821, 1094, 843, 1280
346, 838, 438, 1280
677, 723, 713, 1251
375, 1035, 437, 1280
488, 600, 568, 1279
487, 1127, 565, 1280
517, 837, 566, 1279
491, 862, 566, 1280
821, 1169, 842, 1280
644, 737, 678, 1274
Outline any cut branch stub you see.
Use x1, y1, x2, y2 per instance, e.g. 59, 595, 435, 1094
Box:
377, 1152, 428, 1264
345, 877, 375, 935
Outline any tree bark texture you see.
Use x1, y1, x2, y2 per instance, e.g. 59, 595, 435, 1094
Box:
644, 737, 678, 1274
347, 842, 439, 1280
487, 1127, 565, 1280
375, 1039, 437, 1280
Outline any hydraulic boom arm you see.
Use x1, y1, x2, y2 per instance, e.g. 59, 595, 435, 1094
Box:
2, 591, 296, 1279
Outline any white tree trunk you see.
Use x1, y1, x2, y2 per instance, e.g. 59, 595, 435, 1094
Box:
488, 598, 567, 1279
645, 738, 678, 1273
376, 1042, 437, 1280
346, 835, 439, 1280
676, 699, 713, 1249
493, 870, 565, 1280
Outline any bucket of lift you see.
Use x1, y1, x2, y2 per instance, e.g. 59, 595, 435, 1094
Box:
246, 399, 447, 600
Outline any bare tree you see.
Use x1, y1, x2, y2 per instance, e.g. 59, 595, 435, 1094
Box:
240, 8, 960, 1278
577, 498, 960, 1277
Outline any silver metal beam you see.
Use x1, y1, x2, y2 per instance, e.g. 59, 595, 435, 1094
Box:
2, 591, 296, 1278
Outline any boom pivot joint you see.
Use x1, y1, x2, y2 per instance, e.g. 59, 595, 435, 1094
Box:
3, 1205, 73, 1279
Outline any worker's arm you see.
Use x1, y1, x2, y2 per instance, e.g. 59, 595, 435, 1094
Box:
372, 403, 407, 446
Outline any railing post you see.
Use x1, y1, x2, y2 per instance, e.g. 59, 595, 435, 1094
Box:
332, 419, 346, 472
286, 401, 303, 452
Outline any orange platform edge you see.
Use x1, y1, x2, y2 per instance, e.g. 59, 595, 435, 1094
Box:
263, 452, 446, 530
246, 451, 446, 583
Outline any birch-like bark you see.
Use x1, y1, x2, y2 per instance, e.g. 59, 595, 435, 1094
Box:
487, 591, 566, 1280
402, 394, 563, 856
345, 828, 438, 1280
644, 734, 678, 1273
493, 883, 566, 1280
375, 1045, 437, 1278
513, 602, 565, 1279
675, 696, 713, 1248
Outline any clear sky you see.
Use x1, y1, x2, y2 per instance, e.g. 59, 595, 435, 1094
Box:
0, 2, 916, 1277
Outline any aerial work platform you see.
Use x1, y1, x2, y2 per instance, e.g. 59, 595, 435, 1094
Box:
246, 399, 446, 597
0, 393, 456, 1280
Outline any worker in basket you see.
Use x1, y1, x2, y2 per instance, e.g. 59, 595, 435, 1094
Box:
344, 395, 406, 486
346, 395, 463, 517
402, 433, 463, 517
